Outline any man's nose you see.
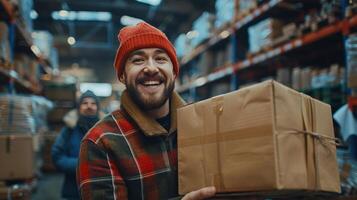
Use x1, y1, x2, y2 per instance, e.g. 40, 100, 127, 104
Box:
143, 58, 159, 75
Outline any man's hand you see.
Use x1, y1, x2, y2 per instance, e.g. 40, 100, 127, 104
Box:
182, 186, 216, 200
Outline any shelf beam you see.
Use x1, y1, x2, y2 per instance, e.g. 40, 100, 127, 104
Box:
176, 16, 357, 93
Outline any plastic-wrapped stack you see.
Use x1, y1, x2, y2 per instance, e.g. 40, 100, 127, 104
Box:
32, 31, 54, 58
174, 33, 191, 58
31, 95, 54, 132
0, 94, 53, 135
0, 95, 35, 135
214, 0, 235, 30
18, 0, 34, 31
235, 0, 257, 18
191, 12, 215, 48
337, 149, 357, 196
346, 33, 357, 88
0, 22, 11, 67
248, 18, 283, 53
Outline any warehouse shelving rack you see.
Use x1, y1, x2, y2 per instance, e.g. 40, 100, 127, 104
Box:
0, 66, 41, 93
177, 0, 355, 111
178, 16, 357, 93
0, 0, 53, 94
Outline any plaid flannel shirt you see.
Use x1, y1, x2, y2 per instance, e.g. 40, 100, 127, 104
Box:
77, 90, 185, 200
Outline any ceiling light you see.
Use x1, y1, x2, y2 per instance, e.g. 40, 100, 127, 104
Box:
59, 10, 69, 17
80, 83, 112, 97
30, 10, 38, 19
186, 30, 199, 39
67, 37, 76, 45
219, 30, 230, 39
136, 0, 162, 6
52, 11, 112, 21
120, 15, 144, 26
30, 45, 41, 56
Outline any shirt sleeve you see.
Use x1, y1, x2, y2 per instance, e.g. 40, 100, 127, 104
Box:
51, 127, 77, 173
77, 139, 128, 200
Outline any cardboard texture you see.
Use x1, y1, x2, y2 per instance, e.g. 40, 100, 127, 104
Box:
348, 73, 357, 88
177, 80, 340, 195
0, 135, 35, 180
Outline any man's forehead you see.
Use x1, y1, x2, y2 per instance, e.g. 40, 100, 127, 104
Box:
81, 97, 96, 103
129, 48, 167, 56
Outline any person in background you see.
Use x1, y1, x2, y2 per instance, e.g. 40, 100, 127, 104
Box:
334, 95, 357, 160
77, 22, 215, 200
52, 90, 101, 200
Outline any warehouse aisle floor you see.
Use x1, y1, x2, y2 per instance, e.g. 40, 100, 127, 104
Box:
32, 173, 63, 200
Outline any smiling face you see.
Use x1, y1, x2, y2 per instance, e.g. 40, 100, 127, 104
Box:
79, 97, 98, 116
122, 48, 176, 111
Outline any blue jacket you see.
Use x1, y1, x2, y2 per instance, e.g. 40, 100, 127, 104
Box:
51, 125, 85, 199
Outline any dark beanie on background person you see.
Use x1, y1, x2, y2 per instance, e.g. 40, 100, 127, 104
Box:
114, 22, 179, 80
78, 90, 99, 110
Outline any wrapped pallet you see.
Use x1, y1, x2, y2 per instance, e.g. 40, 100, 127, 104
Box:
0, 95, 35, 135
0, 22, 11, 67
248, 18, 284, 53
178, 80, 340, 197
191, 12, 215, 48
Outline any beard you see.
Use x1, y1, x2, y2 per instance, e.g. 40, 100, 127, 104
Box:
126, 74, 175, 111
77, 114, 99, 133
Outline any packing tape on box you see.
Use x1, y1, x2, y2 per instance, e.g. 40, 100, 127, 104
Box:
213, 100, 224, 191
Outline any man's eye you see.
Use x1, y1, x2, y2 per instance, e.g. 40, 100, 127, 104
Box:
156, 57, 167, 62
132, 58, 144, 64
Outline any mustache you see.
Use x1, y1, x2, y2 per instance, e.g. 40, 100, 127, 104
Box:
136, 73, 166, 84
83, 108, 96, 112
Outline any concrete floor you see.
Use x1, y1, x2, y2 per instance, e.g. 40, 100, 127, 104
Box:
32, 173, 63, 200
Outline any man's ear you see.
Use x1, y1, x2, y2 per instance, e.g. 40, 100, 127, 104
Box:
173, 71, 177, 80
119, 72, 126, 83
119, 75, 125, 83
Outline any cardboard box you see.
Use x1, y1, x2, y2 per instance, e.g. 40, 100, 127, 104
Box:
178, 80, 340, 195
248, 18, 284, 53
41, 133, 58, 172
0, 135, 35, 180
348, 73, 357, 88
43, 83, 77, 101
47, 107, 72, 123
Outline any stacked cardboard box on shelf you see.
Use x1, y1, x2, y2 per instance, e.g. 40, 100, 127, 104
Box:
346, 34, 357, 88
0, 135, 35, 180
178, 41, 234, 85
16, 0, 34, 32
0, 95, 35, 135
174, 34, 192, 59
234, 0, 257, 20
41, 132, 58, 172
248, 18, 284, 54
276, 64, 344, 91
215, 0, 258, 31
178, 80, 340, 197
31, 31, 53, 59
276, 64, 345, 112
210, 82, 231, 97
0, 22, 11, 68
214, 0, 235, 30
191, 12, 215, 48
41, 80, 77, 171
44, 82, 77, 125
13, 53, 41, 85
0, 94, 53, 180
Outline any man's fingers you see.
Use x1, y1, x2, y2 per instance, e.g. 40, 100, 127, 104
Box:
182, 186, 216, 200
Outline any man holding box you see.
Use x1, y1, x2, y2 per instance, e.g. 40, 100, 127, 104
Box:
77, 22, 215, 200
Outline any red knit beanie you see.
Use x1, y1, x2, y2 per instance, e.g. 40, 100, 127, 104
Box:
114, 22, 179, 80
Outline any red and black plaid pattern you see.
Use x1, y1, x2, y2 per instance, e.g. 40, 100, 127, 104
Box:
77, 109, 179, 200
